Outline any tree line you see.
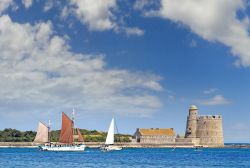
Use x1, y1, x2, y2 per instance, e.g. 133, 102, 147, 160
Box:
0, 128, 131, 142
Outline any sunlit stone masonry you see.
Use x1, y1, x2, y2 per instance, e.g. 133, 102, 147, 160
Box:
176, 105, 224, 147
133, 128, 176, 144
133, 105, 224, 147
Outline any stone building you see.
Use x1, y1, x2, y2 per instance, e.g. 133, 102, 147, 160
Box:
134, 128, 176, 144
183, 105, 224, 147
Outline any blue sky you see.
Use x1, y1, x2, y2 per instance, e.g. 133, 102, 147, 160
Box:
0, 0, 250, 142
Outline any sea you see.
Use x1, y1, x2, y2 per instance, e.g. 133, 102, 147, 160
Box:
0, 147, 249, 168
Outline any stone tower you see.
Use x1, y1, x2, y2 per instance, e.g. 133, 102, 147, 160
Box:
196, 115, 224, 147
185, 105, 198, 138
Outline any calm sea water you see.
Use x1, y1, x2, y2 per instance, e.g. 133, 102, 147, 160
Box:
0, 148, 249, 168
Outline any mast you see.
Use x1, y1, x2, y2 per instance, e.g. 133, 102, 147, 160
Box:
72, 107, 75, 124
48, 120, 51, 145
72, 107, 75, 144
114, 117, 121, 143
72, 108, 85, 143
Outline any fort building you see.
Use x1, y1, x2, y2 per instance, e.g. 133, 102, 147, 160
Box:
132, 105, 224, 147
176, 105, 224, 147
133, 128, 176, 144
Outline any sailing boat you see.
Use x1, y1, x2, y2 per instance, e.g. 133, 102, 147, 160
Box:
38, 111, 85, 152
34, 122, 49, 143
100, 117, 122, 151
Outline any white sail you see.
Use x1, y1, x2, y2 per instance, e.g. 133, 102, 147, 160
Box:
105, 117, 115, 145
34, 122, 49, 143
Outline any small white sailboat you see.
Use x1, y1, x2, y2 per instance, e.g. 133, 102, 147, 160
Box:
100, 117, 122, 151
37, 111, 85, 152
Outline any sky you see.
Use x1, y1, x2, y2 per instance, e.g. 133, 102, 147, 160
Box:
0, 0, 249, 143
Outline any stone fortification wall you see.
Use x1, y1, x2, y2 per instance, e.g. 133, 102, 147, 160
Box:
196, 115, 224, 147
183, 105, 224, 147
175, 137, 200, 145
139, 135, 175, 144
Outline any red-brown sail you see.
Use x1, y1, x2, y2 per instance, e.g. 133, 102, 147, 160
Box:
77, 128, 84, 142
59, 112, 73, 144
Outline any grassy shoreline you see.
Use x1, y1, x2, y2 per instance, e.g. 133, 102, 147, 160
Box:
0, 128, 132, 143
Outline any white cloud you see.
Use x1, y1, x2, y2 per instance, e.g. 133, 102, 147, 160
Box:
124, 27, 145, 36
133, 0, 159, 11
43, 1, 54, 12
43, 0, 61, 12
0, 15, 163, 119
143, 0, 250, 67
142, 80, 162, 91
22, 0, 32, 8
61, 0, 146, 36
197, 95, 230, 105
0, 0, 13, 14
203, 88, 218, 94
133, 0, 150, 10
69, 0, 117, 31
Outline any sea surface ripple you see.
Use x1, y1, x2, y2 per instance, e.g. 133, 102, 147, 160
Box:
0, 148, 249, 168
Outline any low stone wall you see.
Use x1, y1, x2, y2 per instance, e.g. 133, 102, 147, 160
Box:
0, 142, 36, 147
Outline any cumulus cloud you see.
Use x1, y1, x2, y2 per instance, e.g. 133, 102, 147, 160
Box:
140, 0, 250, 67
197, 95, 230, 105
58, 0, 145, 36
133, 0, 160, 11
0, 15, 163, 119
43, 0, 61, 12
22, 0, 32, 8
124, 27, 145, 36
133, 0, 150, 10
44, 1, 54, 12
69, 0, 117, 31
0, 0, 13, 13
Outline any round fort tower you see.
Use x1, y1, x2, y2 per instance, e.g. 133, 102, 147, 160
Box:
185, 105, 198, 138
196, 115, 224, 147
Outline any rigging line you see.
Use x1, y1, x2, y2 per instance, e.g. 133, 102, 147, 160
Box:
114, 117, 121, 143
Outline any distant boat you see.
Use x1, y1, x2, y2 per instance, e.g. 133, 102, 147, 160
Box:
194, 145, 203, 152
37, 111, 85, 152
100, 117, 122, 151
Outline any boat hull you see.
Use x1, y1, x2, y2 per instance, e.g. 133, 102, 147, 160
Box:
100, 145, 122, 151
39, 144, 85, 152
